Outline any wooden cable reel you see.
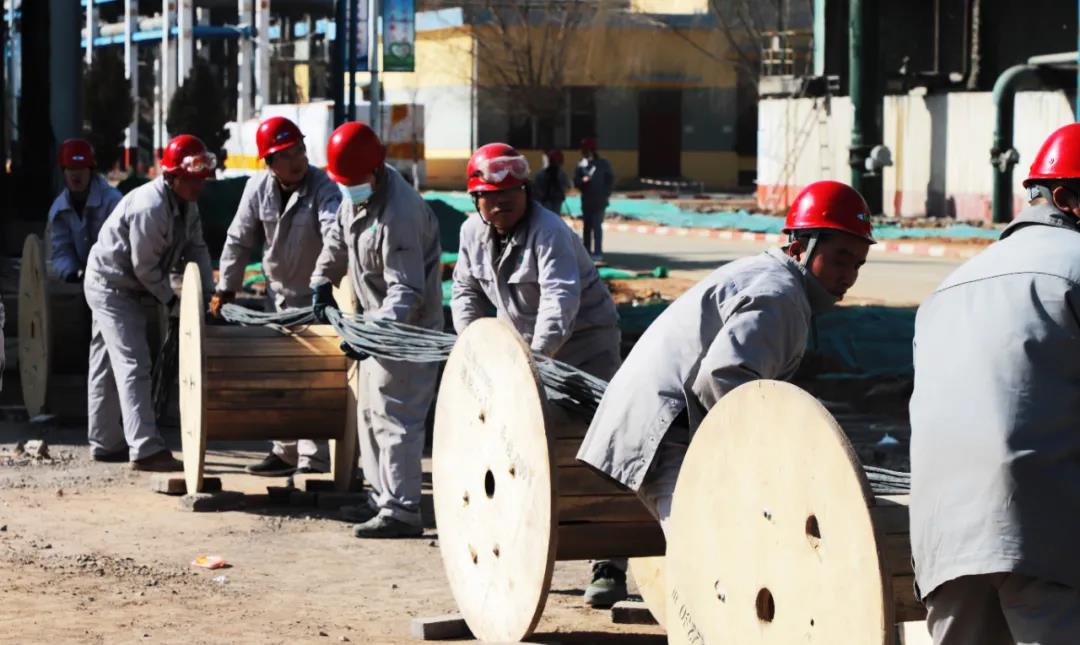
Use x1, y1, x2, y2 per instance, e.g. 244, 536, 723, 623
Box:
178, 263, 358, 494
665, 380, 923, 645
18, 234, 165, 418
432, 318, 665, 643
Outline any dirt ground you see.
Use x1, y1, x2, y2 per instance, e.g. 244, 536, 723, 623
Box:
0, 414, 665, 645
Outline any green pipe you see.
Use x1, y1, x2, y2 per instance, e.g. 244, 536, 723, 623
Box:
814, 0, 826, 77
990, 64, 1036, 223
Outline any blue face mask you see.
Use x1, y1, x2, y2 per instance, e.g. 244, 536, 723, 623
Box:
340, 182, 373, 205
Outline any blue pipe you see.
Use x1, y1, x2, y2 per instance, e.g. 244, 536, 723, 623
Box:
83, 25, 250, 48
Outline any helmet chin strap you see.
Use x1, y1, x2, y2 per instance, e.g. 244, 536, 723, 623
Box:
1028, 184, 1054, 204
787, 231, 820, 267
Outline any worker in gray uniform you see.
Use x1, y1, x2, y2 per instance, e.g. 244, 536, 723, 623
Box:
577, 181, 874, 533
83, 134, 216, 471
211, 116, 342, 477
310, 122, 443, 539
48, 138, 122, 282
450, 142, 627, 607
909, 123, 1080, 644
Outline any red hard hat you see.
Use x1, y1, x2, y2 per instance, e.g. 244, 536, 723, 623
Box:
326, 122, 385, 185
256, 116, 304, 160
784, 181, 875, 243
160, 134, 217, 179
1024, 123, 1080, 186
580, 137, 598, 152
58, 139, 95, 169
546, 149, 564, 165
467, 143, 530, 193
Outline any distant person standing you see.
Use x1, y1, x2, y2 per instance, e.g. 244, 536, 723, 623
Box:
48, 139, 123, 282
533, 149, 570, 215
573, 138, 614, 261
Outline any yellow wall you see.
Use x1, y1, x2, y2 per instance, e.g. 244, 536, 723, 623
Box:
379, 29, 474, 91
473, 24, 736, 89
423, 148, 740, 191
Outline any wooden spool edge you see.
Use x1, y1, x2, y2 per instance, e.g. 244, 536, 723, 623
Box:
432, 318, 556, 643
665, 380, 892, 644
179, 262, 206, 493
18, 234, 49, 417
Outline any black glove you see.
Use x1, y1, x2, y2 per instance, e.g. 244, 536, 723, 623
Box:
339, 340, 370, 362
312, 282, 338, 324
64, 270, 83, 283
167, 295, 181, 319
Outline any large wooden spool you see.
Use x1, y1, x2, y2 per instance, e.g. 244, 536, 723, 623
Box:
178, 263, 358, 494
18, 234, 165, 418
433, 318, 664, 643
665, 380, 922, 645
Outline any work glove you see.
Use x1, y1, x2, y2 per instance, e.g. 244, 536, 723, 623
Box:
167, 295, 181, 320
63, 269, 83, 284
209, 290, 235, 320
312, 282, 337, 324
339, 340, 370, 362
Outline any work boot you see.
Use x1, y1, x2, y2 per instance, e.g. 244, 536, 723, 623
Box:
244, 453, 297, 477
339, 501, 378, 524
131, 450, 183, 473
91, 449, 128, 463
352, 515, 423, 539
583, 561, 628, 608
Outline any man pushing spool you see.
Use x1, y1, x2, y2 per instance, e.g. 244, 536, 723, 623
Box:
577, 181, 874, 532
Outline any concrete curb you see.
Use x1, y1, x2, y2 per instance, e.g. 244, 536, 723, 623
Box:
564, 218, 987, 260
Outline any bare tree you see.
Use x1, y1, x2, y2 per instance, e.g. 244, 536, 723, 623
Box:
470, 0, 603, 147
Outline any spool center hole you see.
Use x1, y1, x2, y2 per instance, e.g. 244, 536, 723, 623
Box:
484, 470, 495, 499
805, 514, 822, 548
756, 588, 775, 623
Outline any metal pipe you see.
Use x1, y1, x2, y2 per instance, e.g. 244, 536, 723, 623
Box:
124, 0, 138, 169
236, 0, 253, 122
254, 0, 270, 112
369, 0, 381, 137
990, 64, 1036, 223
849, 0, 882, 212
347, 0, 356, 121
1027, 51, 1079, 66
332, 0, 346, 126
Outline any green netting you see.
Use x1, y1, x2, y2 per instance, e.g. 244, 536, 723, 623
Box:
422, 190, 1002, 242
598, 266, 669, 280
809, 306, 915, 377
198, 177, 252, 264
427, 198, 468, 253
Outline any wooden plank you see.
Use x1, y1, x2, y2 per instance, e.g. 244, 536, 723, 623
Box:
205, 324, 339, 339
556, 466, 629, 496
629, 557, 666, 629
553, 437, 585, 467
205, 388, 347, 410
892, 575, 927, 623
206, 355, 346, 373
556, 521, 664, 561
409, 614, 472, 640
871, 495, 910, 535
611, 601, 659, 626
558, 495, 654, 524
205, 370, 346, 390
204, 336, 344, 357
882, 532, 914, 577
204, 408, 346, 441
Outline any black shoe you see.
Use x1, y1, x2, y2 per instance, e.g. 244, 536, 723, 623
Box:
351, 516, 423, 539
340, 502, 379, 524
92, 449, 129, 463
584, 561, 628, 608
130, 450, 184, 473
244, 453, 297, 477
295, 465, 329, 475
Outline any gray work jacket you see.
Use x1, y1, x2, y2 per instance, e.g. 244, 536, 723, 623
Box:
85, 176, 214, 303
217, 167, 341, 309
451, 202, 619, 359
47, 174, 123, 280
311, 165, 443, 329
910, 203, 1080, 597
573, 156, 615, 213
577, 249, 837, 491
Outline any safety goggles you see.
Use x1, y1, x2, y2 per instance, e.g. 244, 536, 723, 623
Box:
471, 155, 530, 184
180, 152, 218, 175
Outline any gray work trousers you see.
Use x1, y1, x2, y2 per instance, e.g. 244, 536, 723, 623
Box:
357, 355, 438, 527
635, 430, 689, 537
925, 573, 1080, 645
85, 281, 166, 461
